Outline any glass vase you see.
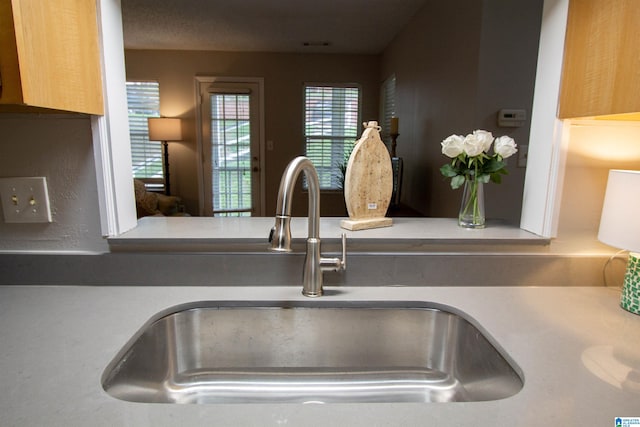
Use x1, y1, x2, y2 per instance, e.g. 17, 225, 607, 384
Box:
458, 178, 485, 229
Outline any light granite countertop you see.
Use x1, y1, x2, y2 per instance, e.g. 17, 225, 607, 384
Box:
0, 285, 638, 426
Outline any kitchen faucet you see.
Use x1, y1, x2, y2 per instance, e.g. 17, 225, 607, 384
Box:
268, 156, 346, 297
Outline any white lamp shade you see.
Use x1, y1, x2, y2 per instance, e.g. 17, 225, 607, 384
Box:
148, 117, 182, 141
598, 169, 640, 252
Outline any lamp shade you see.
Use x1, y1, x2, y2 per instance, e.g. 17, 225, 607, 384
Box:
598, 170, 640, 252
148, 117, 182, 141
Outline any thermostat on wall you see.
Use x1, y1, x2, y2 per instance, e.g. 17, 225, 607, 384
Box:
498, 109, 526, 127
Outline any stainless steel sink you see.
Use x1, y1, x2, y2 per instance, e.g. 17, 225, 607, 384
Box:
102, 301, 522, 404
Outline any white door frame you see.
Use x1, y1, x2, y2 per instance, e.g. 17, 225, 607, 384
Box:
519, 0, 570, 237
92, 0, 137, 237
194, 76, 265, 217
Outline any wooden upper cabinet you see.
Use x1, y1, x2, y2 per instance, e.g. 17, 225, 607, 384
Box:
0, 0, 104, 115
558, 0, 640, 119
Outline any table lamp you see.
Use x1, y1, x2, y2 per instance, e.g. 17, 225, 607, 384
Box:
148, 117, 183, 195
598, 169, 640, 315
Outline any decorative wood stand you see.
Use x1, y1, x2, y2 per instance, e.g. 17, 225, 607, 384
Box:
340, 121, 393, 231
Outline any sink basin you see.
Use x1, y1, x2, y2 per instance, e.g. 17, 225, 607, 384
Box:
102, 300, 522, 404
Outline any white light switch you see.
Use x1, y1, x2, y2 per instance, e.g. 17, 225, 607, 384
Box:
0, 177, 53, 223
518, 145, 529, 168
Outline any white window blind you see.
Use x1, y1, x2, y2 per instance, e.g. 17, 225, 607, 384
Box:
304, 84, 360, 190
126, 81, 162, 184
380, 74, 396, 146
210, 93, 252, 217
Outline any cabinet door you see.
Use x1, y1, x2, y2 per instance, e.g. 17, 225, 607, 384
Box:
0, 0, 104, 114
558, 0, 640, 118
0, 0, 24, 105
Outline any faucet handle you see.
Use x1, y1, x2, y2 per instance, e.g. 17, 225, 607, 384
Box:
320, 233, 347, 272
339, 233, 347, 270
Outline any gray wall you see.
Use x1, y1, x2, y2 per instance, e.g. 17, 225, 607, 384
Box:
0, 115, 108, 253
381, 0, 543, 224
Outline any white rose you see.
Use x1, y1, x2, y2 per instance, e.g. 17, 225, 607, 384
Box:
494, 136, 518, 158
462, 133, 485, 157
473, 129, 494, 153
441, 134, 464, 158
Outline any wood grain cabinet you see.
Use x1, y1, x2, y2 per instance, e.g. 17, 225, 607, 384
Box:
558, 0, 640, 119
0, 0, 103, 115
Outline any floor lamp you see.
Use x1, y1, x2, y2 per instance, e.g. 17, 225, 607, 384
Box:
148, 117, 183, 195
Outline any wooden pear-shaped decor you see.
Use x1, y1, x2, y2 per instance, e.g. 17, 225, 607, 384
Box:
340, 121, 393, 231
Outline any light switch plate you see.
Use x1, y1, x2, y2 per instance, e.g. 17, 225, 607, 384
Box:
518, 145, 529, 168
0, 177, 53, 223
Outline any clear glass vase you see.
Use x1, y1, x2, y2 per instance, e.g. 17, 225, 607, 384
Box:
458, 178, 485, 229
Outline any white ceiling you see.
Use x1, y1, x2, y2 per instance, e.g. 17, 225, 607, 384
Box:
121, 0, 428, 54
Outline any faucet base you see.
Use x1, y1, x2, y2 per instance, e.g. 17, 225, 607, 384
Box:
302, 238, 323, 297
302, 289, 323, 298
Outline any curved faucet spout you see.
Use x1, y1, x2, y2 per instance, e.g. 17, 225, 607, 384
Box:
268, 156, 345, 297
273, 156, 320, 241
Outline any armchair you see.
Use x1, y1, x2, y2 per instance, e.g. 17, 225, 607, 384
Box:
133, 179, 188, 217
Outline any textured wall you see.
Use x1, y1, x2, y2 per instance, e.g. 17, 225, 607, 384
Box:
0, 115, 108, 253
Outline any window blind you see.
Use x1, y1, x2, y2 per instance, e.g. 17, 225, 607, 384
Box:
304, 84, 360, 190
210, 93, 252, 217
126, 81, 162, 182
380, 74, 396, 146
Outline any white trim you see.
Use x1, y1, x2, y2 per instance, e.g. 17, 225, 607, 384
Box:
91, 116, 115, 235
93, 0, 136, 237
520, 0, 570, 238
194, 76, 266, 216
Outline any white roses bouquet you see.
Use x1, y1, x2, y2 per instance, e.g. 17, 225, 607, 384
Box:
440, 129, 517, 189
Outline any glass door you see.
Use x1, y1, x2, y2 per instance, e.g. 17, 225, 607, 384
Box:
200, 82, 262, 216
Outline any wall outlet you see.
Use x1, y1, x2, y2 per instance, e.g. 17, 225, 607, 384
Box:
0, 177, 53, 223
